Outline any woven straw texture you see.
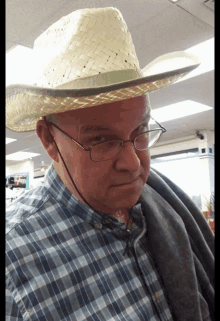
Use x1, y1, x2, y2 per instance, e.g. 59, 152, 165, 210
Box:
6, 7, 200, 132
34, 7, 140, 88
6, 72, 188, 132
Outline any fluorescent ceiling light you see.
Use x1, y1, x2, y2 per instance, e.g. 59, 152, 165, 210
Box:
176, 38, 214, 83
150, 100, 212, 123
6, 45, 35, 86
6, 152, 40, 161
6, 138, 17, 144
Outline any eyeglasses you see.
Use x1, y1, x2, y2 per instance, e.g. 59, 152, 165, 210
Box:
48, 117, 166, 162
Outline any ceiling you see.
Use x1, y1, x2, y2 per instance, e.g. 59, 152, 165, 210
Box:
6, 0, 214, 171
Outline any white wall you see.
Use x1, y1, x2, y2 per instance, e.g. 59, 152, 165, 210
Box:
151, 156, 202, 196
150, 136, 198, 157
6, 160, 34, 189
150, 131, 215, 212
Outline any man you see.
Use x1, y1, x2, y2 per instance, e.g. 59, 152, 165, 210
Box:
37, 95, 151, 223
6, 7, 214, 321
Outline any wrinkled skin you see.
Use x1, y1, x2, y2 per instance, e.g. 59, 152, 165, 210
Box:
36, 95, 151, 223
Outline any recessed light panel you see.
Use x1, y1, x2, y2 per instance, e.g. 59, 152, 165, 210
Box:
176, 38, 214, 83
6, 45, 35, 86
6, 138, 17, 144
150, 100, 212, 123
6, 152, 40, 161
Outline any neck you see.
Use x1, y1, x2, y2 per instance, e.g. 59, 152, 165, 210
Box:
110, 208, 133, 228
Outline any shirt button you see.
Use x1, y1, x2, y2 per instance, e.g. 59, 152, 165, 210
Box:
155, 291, 160, 300
94, 224, 100, 230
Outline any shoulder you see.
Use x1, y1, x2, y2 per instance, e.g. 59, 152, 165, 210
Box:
6, 183, 51, 234
5, 181, 69, 281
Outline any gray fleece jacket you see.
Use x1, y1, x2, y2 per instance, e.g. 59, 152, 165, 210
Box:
140, 168, 214, 321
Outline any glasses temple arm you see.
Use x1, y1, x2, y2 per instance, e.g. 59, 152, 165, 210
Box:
150, 116, 167, 133
47, 121, 90, 151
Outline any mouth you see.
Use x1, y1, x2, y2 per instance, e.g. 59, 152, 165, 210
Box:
113, 177, 140, 187
109, 176, 144, 199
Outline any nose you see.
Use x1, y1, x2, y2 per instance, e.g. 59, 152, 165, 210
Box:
114, 141, 140, 172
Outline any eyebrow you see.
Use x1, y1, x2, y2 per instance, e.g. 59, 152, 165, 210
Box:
82, 126, 110, 133
81, 113, 150, 134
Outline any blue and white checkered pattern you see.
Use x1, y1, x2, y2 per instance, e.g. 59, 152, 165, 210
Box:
6, 165, 173, 321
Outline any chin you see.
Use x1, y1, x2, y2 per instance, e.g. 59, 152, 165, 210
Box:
89, 178, 146, 213
108, 191, 142, 211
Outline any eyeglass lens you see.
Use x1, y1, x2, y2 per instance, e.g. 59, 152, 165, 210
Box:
91, 130, 162, 161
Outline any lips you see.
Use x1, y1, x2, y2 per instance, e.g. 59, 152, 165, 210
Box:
113, 176, 140, 187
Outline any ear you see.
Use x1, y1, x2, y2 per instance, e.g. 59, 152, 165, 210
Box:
36, 119, 59, 163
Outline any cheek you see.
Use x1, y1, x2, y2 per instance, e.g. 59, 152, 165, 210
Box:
58, 138, 84, 177
57, 135, 76, 157
75, 156, 113, 191
139, 150, 150, 177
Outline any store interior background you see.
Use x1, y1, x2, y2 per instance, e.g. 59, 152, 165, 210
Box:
6, 0, 214, 232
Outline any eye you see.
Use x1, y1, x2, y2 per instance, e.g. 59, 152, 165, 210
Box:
82, 136, 109, 149
87, 136, 106, 146
89, 135, 118, 145
136, 123, 149, 132
92, 136, 105, 142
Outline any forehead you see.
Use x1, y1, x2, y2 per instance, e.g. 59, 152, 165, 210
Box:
53, 95, 150, 129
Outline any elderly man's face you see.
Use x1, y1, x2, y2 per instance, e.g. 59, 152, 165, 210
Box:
49, 95, 150, 213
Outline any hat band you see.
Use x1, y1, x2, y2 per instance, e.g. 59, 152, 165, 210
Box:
55, 69, 144, 90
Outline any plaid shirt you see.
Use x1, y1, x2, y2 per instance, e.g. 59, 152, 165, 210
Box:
6, 165, 173, 321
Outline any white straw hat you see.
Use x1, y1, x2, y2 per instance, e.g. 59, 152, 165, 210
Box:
6, 7, 200, 132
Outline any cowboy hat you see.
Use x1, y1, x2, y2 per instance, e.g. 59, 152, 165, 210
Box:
6, 7, 200, 132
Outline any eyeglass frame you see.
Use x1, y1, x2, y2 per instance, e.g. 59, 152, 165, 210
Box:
46, 116, 166, 162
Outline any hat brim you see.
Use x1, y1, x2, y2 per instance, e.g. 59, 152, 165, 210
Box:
6, 64, 199, 132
